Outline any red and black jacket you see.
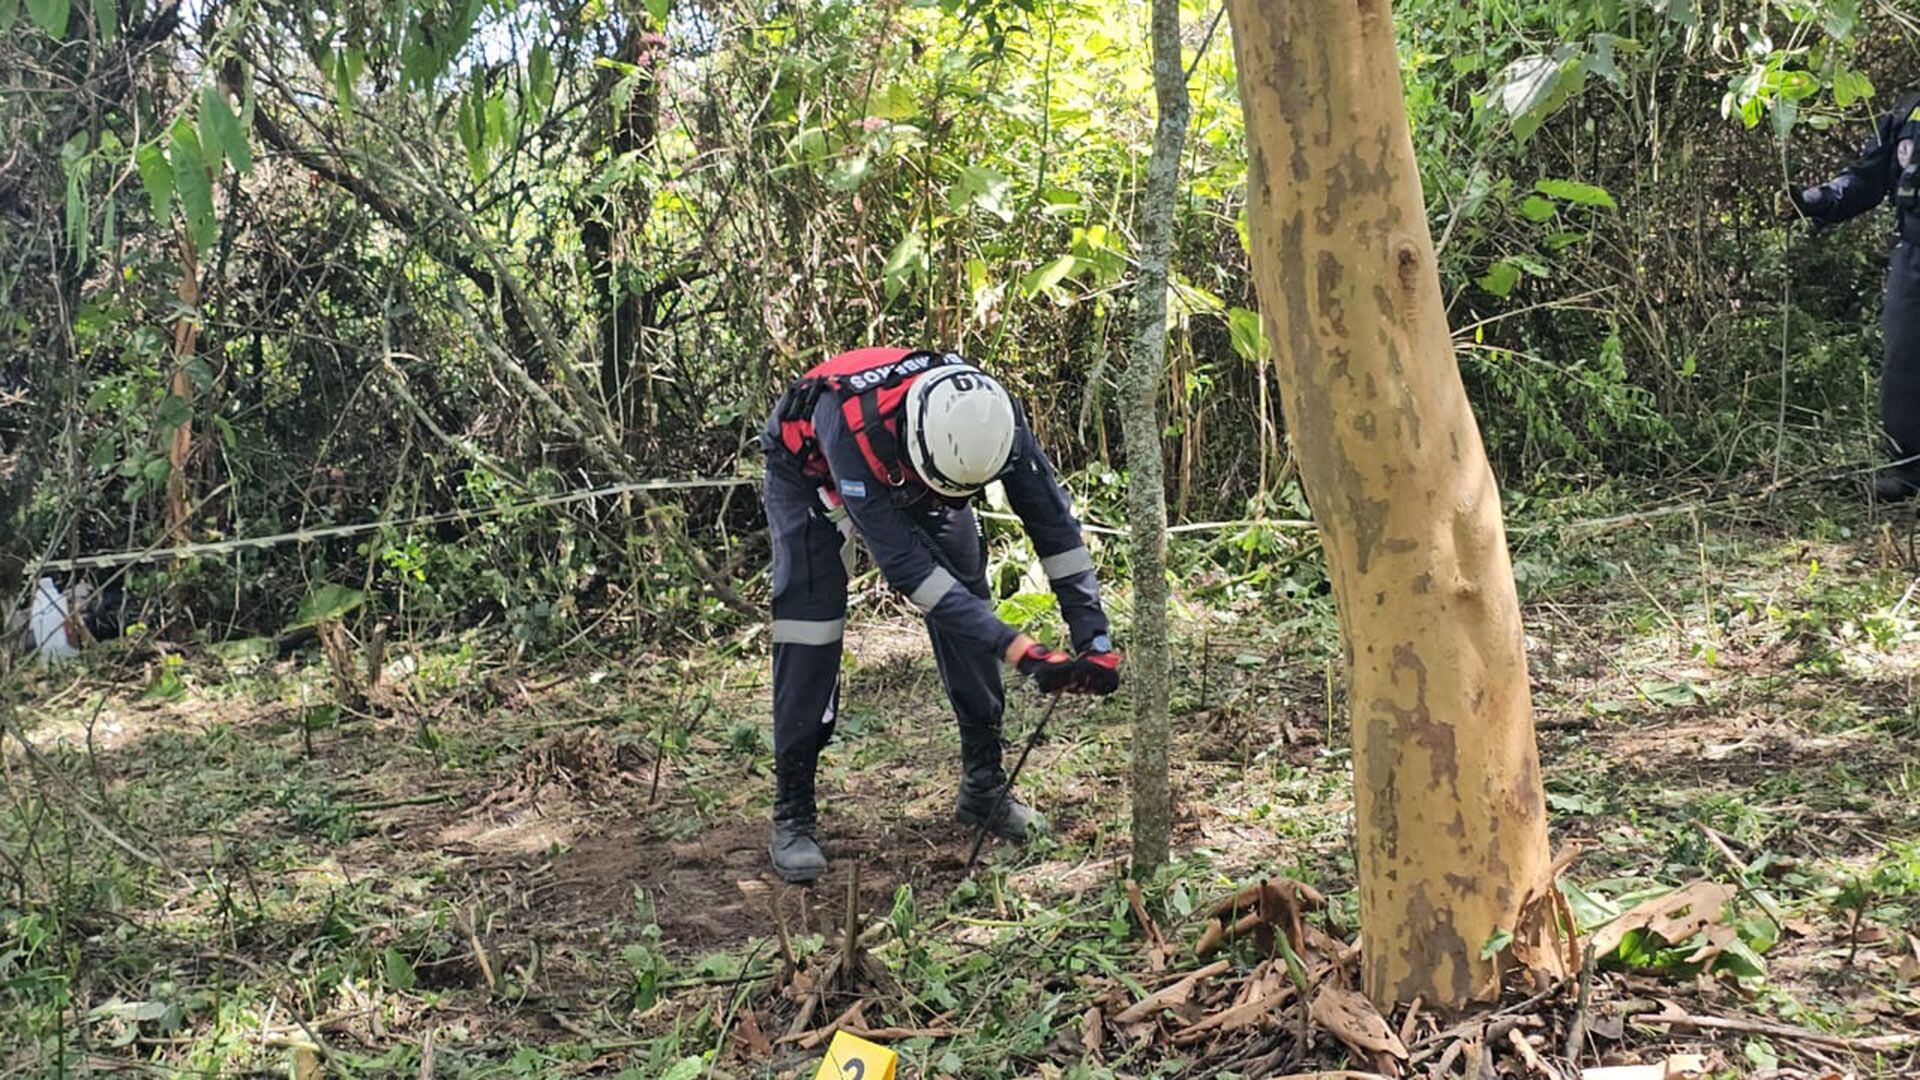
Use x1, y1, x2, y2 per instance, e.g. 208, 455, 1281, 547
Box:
773, 347, 970, 488
763, 347, 1112, 655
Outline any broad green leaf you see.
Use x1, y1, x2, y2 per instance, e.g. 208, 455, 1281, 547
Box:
1478, 261, 1520, 297
949, 164, 1012, 223
1020, 254, 1078, 298
1479, 928, 1514, 960
291, 584, 364, 628
141, 457, 172, 484
200, 85, 251, 173
1518, 195, 1557, 222
1226, 306, 1270, 364
867, 83, 918, 120
89, 0, 112, 40
1536, 178, 1616, 209
383, 948, 417, 991
0, 0, 19, 32
169, 127, 216, 252
644, 0, 669, 25
1832, 69, 1874, 109
25, 0, 67, 37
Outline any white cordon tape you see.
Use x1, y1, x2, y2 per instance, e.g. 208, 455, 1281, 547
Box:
36, 477, 760, 573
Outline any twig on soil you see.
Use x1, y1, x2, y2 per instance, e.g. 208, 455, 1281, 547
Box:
1114, 959, 1231, 1024
459, 905, 496, 993
1564, 941, 1595, 1065
338, 792, 457, 813
1407, 982, 1561, 1066
1630, 1003, 1920, 1052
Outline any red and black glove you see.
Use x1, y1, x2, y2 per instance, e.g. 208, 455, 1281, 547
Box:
1072, 648, 1122, 696
1016, 643, 1078, 694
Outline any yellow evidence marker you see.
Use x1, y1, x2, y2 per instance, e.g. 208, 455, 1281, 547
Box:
811, 1030, 897, 1080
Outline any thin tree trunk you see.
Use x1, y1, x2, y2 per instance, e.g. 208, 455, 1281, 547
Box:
1123, 0, 1190, 878
1227, 0, 1568, 1008
166, 235, 199, 544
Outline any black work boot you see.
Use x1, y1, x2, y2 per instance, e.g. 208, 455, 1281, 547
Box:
769, 752, 827, 884
953, 720, 1048, 843
1872, 468, 1920, 503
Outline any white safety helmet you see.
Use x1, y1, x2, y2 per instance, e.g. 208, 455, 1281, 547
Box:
903, 365, 1017, 498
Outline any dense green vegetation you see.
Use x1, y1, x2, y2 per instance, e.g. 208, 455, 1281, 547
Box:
2, 0, 1912, 638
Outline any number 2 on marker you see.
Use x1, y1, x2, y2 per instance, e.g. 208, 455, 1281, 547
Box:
812, 1031, 895, 1080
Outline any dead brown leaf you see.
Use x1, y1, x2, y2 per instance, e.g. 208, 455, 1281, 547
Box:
1310, 985, 1409, 1070
1589, 882, 1735, 958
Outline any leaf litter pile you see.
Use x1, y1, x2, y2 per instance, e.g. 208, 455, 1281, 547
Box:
734, 865, 1920, 1078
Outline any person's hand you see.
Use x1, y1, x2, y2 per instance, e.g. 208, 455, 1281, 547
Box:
1015, 642, 1078, 694
1776, 186, 1805, 224
1072, 648, 1121, 695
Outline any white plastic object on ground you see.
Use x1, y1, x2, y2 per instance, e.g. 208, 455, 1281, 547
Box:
26, 577, 78, 661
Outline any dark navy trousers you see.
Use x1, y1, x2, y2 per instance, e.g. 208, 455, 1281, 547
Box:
765, 455, 1004, 762
1884, 241, 1920, 475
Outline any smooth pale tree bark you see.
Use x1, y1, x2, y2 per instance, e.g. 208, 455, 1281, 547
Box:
1226, 0, 1567, 1008
1123, 0, 1191, 877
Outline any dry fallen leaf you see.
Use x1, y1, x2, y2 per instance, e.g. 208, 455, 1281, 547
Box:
1080, 1007, 1103, 1057
1310, 985, 1409, 1066
1589, 882, 1735, 958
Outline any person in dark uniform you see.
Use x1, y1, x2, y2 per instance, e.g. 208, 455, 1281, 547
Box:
1786, 90, 1920, 501
760, 348, 1122, 883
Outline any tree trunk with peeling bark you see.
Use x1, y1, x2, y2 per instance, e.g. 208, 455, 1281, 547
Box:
1226, 0, 1566, 1009
1123, 0, 1190, 878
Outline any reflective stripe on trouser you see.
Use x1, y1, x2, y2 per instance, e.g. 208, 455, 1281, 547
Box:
766, 456, 848, 760
1884, 242, 1920, 475
906, 499, 1005, 742
1039, 546, 1094, 581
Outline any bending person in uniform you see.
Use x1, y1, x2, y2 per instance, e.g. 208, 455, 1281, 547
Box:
1786, 88, 1920, 502
760, 348, 1122, 883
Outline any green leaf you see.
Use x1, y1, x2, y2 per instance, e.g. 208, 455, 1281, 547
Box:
142, 664, 186, 701
1021, 254, 1078, 298
484, 95, 508, 151
89, 0, 112, 40
1480, 928, 1514, 960
64, 166, 89, 263
382, 947, 417, 991
867, 83, 918, 120
169, 123, 216, 252
291, 584, 364, 628
1638, 679, 1704, 707
141, 457, 172, 485
155, 394, 192, 432
1518, 195, 1558, 223
0, 0, 20, 33
528, 44, 554, 114
1832, 69, 1874, 109
881, 230, 924, 300
1226, 307, 1270, 365
1535, 179, 1616, 209
1558, 879, 1620, 932
25, 0, 68, 37
200, 85, 251, 173
644, 0, 669, 25
659, 1059, 702, 1080
1478, 261, 1520, 297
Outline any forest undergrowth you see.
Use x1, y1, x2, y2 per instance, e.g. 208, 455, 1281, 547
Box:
3, 486, 1918, 1078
